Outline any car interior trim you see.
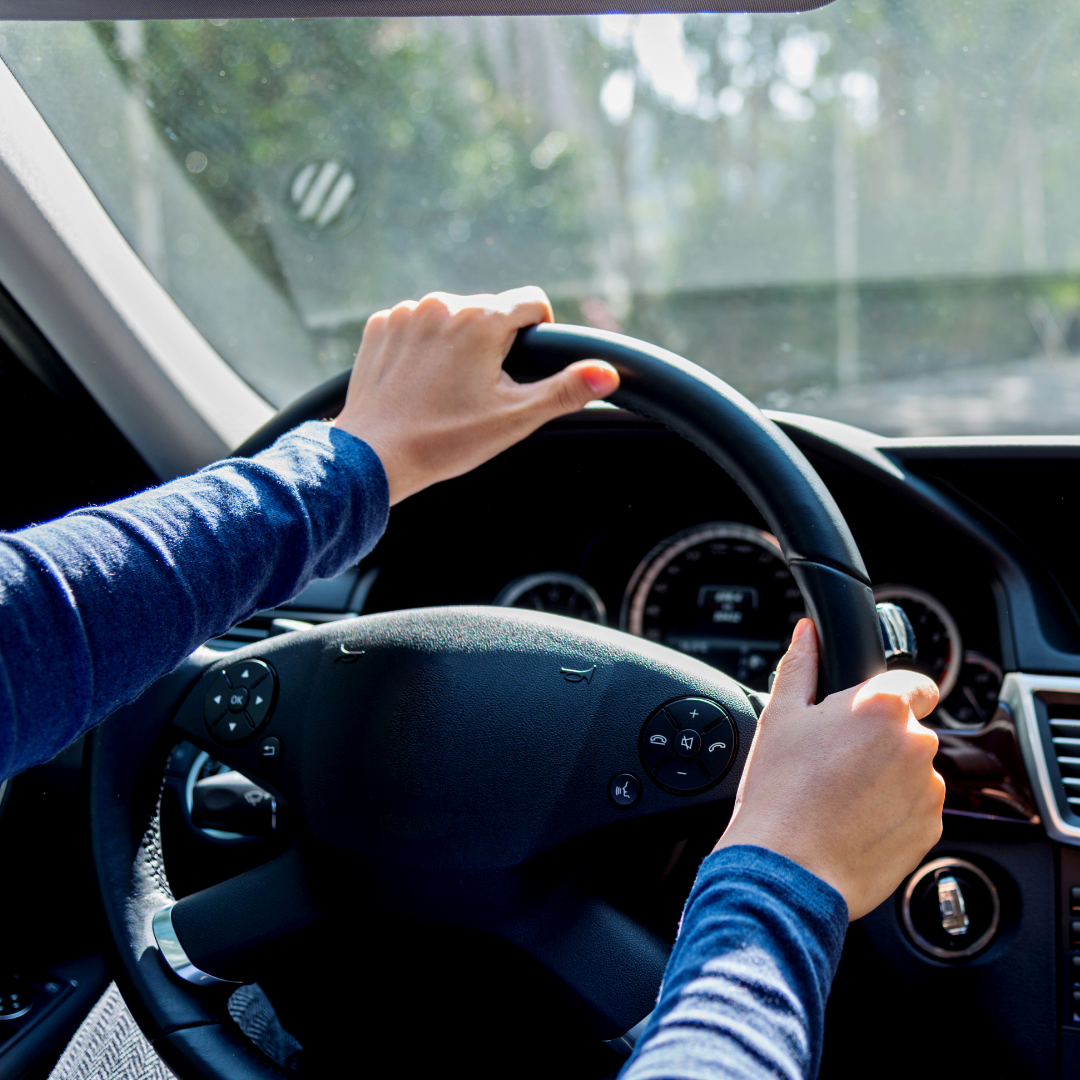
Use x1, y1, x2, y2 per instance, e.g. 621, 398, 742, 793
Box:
152, 903, 243, 988
0, 58, 273, 480
768, 412, 1080, 677
0, 1, 837, 19
1002, 673, 1080, 845
602, 1009, 654, 1057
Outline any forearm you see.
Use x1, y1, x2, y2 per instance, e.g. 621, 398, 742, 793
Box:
0, 422, 388, 780
621, 846, 848, 1080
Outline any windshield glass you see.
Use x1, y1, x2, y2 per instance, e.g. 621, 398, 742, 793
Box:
2, 5, 1079, 435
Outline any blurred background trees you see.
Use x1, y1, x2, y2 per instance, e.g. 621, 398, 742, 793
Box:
5, 2, 1080, 433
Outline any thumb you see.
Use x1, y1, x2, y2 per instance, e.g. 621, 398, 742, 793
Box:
768, 618, 819, 710
526, 359, 620, 420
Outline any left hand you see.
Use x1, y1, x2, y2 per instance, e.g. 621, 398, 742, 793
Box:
333, 286, 619, 504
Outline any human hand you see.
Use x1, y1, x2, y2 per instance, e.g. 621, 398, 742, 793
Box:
332, 287, 619, 504
714, 619, 943, 920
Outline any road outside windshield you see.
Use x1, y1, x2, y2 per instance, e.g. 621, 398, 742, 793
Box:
3, 5, 1080, 435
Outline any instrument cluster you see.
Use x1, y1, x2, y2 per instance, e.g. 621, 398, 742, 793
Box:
495, 520, 1002, 727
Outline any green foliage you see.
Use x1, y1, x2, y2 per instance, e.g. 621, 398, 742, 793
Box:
92, 17, 589, 306
70, 3, 1080, 424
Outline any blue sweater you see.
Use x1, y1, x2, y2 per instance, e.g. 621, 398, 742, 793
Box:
0, 421, 848, 1079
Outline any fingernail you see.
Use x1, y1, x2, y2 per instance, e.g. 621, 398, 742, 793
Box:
792, 618, 810, 641
584, 363, 618, 395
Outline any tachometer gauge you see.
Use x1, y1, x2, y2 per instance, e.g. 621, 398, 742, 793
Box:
622, 523, 804, 690
496, 572, 607, 625
872, 584, 962, 698
938, 652, 1003, 728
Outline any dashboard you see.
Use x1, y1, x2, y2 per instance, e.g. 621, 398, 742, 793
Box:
352, 411, 1006, 730
8, 380, 1080, 1080
490, 525, 997, 724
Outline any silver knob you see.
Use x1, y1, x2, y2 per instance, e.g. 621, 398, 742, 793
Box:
936, 872, 970, 937
876, 602, 917, 665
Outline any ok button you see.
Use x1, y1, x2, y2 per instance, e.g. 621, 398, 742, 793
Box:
675, 728, 701, 757
227, 687, 249, 713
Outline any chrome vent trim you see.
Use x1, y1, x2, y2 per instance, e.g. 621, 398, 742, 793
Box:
1001, 673, 1080, 845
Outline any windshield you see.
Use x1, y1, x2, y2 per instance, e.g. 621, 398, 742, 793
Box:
2, 5, 1079, 435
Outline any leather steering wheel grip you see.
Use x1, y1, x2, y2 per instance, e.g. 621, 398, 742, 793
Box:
236, 323, 885, 698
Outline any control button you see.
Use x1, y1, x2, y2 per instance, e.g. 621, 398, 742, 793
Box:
675, 728, 701, 757
652, 754, 711, 792
642, 711, 678, 768
214, 712, 255, 744
665, 697, 726, 730
610, 773, 641, 807
258, 736, 281, 765
0, 975, 31, 1019
225, 660, 270, 690
1072, 954, 1080, 972
700, 717, 737, 778
206, 660, 276, 745
204, 673, 230, 724
226, 686, 249, 713
1071, 885, 1080, 909
245, 686, 273, 729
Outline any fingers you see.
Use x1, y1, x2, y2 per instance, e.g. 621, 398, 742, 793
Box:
523, 359, 620, 421
766, 618, 819, 711
417, 287, 553, 330
853, 668, 940, 722
494, 285, 554, 328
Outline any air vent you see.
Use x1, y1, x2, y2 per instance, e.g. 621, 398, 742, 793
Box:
1001, 674, 1080, 845
206, 566, 378, 651
1039, 692, 1080, 821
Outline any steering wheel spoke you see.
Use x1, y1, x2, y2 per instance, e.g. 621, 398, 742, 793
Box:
155, 846, 324, 986
497, 882, 670, 1040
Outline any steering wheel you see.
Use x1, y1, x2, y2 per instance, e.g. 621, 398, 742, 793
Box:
86, 324, 885, 1080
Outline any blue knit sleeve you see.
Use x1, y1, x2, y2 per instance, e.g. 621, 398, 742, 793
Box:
0, 421, 389, 781
620, 845, 849, 1080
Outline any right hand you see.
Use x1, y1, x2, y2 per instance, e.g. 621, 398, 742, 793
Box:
714, 618, 944, 920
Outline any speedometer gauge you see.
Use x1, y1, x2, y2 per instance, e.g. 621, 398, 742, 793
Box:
622, 523, 804, 690
872, 584, 962, 698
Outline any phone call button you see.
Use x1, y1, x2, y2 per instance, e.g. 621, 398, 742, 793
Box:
642, 711, 678, 768
700, 717, 736, 777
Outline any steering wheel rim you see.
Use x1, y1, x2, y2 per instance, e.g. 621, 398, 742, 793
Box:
237, 323, 884, 698
88, 324, 885, 1080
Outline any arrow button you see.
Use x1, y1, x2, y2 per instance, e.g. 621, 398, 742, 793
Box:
204, 660, 276, 743
225, 659, 270, 690
203, 673, 230, 725
245, 685, 273, 729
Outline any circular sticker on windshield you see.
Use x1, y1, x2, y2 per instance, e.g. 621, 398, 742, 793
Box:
287, 158, 360, 240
